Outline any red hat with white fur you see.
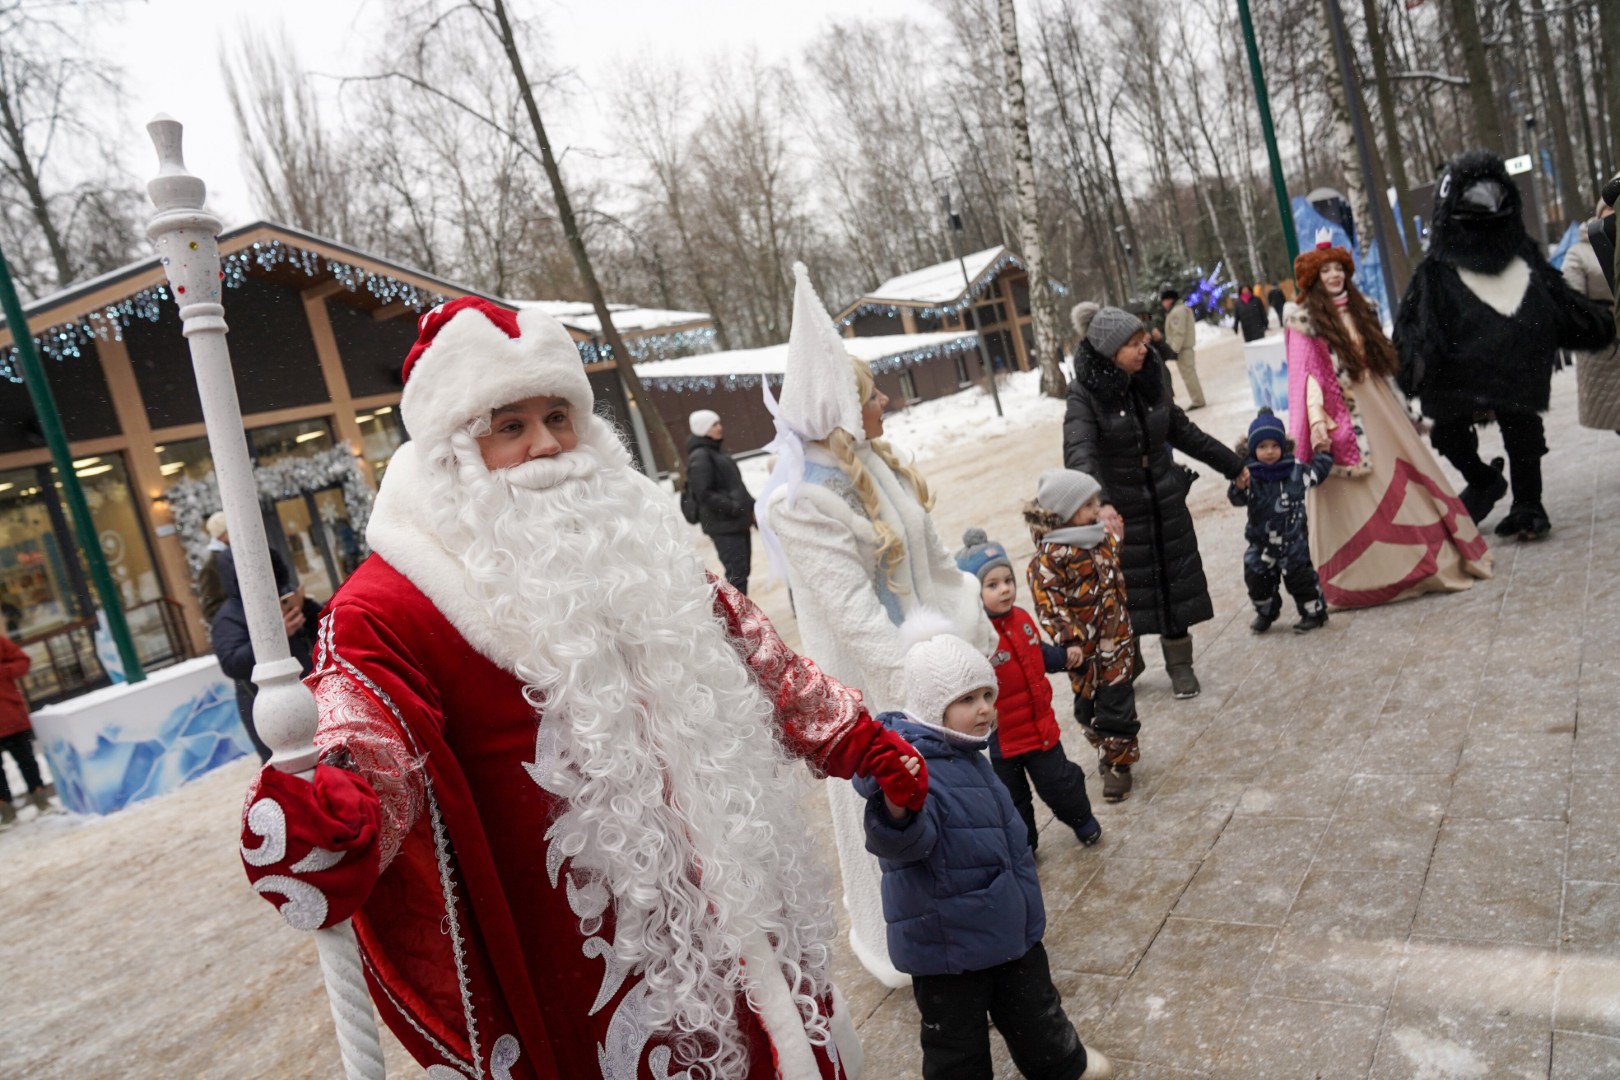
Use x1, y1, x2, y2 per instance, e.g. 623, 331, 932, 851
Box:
399, 297, 594, 447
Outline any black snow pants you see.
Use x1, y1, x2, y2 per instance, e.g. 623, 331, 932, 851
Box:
1430, 411, 1547, 510
992, 744, 1095, 852
0, 731, 45, 801
911, 942, 1089, 1080
709, 532, 752, 596
1244, 561, 1325, 620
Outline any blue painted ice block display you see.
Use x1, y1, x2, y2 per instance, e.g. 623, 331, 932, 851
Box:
32, 657, 254, 815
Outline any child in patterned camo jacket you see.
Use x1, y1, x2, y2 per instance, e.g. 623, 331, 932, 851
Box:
1024, 468, 1141, 802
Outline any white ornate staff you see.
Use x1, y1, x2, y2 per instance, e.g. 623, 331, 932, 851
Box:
144, 115, 386, 1080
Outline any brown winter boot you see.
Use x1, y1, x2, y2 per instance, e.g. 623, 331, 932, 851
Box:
1161, 635, 1200, 699
1100, 764, 1132, 802
0, 801, 15, 826
27, 788, 51, 813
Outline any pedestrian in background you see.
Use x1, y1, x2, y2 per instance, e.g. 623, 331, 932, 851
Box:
685, 409, 756, 595
1234, 287, 1270, 342
196, 510, 231, 622
1158, 288, 1204, 409
1562, 176, 1620, 434
211, 543, 320, 762
0, 629, 50, 824
1267, 283, 1287, 328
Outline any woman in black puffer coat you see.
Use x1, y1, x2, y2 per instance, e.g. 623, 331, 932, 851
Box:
1063, 304, 1246, 698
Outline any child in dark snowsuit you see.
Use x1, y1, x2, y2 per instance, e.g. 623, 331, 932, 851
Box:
956, 527, 1101, 851
856, 614, 1113, 1080
1228, 409, 1334, 634
1024, 469, 1140, 803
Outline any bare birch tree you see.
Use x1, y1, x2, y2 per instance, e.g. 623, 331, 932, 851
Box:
996, 0, 1065, 395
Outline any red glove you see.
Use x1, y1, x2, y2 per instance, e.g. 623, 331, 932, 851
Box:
861, 725, 929, 812
240, 764, 382, 931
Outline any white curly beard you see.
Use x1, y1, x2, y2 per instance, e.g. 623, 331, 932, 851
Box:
414, 415, 834, 1079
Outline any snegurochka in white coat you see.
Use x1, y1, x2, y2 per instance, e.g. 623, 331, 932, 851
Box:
758, 263, 993, 988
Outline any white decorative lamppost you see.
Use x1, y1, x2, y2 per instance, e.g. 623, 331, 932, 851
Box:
145, 116, 386, 1080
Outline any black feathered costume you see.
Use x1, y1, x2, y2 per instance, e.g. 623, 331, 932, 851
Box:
1394, 151, 1616, 537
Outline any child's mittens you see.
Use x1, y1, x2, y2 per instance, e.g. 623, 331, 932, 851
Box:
1065, 645, 1085, 669
865, 727, 930, 812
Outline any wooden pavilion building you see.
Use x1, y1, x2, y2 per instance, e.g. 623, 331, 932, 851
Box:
0, 222, 655, 704
835, 246, 1055, 374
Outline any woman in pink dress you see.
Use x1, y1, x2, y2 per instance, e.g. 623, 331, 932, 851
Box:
1284, 239, 1492, 608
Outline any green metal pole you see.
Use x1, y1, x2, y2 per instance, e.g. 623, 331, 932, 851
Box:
1237, 0, 1300, 264
0, 249, 145, 683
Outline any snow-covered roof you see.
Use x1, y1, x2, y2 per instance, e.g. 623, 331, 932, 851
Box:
510, 299, 712, 335
863, 246, 1016, 305
635, 331, 973, 382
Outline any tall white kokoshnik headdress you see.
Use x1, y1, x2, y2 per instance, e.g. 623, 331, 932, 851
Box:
755, 262, 864, 582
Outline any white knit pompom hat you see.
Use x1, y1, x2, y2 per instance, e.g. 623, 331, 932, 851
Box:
778, 262, 862, 442
900, 610, 997, 728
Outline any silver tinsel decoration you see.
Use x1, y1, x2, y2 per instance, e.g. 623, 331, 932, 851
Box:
164, 448, 376, 576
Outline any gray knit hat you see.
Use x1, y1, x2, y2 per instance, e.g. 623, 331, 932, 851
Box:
1036, 468, 1102, 523
1086, 305, 1144, 359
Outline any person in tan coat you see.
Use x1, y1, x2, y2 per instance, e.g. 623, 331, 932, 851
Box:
1159, 288, 1205, 408
1563, 188, 1620, 433
0, 631, 49, 824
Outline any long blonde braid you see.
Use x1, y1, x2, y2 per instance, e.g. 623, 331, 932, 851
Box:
818, 358, 936, 588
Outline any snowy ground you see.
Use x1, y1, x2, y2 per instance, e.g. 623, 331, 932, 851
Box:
5, 325, 1619, 1078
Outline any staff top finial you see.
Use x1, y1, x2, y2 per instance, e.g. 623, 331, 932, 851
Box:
146, 115, 206, 213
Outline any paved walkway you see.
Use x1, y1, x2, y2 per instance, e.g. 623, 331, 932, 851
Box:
740, 333, 1620, 1080
1, 331, 1614, 1079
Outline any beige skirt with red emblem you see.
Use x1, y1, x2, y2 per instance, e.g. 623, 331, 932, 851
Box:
1307, 375, 1493, 609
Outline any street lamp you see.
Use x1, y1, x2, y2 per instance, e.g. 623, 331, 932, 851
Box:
939, 189, 1003, 418
1523, 114, 1550, 247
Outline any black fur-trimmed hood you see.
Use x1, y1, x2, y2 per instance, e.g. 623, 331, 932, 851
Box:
1076, 339, 1167, 405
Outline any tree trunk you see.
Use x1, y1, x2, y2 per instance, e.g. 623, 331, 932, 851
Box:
1360, 0, 1419, 252
488, 0, 681, 478
1601, 1, 1620, 190
1320, 7, 1372, 261
995, 0, 1065, 396
0, 86, 72, 289
1449, 0, 1506, 154
1563, 8, 1600, 206
1523, 0, 1582, 227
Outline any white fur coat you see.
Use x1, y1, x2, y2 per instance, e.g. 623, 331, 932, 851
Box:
767, 443, 991, 987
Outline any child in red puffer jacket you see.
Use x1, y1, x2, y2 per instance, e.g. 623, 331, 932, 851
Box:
956, 528, 1101, 852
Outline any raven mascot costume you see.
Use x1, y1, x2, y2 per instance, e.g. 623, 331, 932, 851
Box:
1395, 150, 1616, 540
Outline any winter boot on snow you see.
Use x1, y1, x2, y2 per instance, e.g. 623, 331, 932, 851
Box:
1074, 816, 1103, 847
1292, 611, 1329, 634
1099, 764, 1132, 802
1250, 611, 1276, 633
1161, 635, 1200, 698
26, 788, 50, 813
0, 801, 15, 826
1496, 503, 1551, 541
1459, 457, 1508, 526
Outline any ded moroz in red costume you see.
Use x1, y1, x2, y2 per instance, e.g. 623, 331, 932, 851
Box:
238, 297, 928, 1079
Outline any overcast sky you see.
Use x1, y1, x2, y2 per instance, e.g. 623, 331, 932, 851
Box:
91, 0, 925, 227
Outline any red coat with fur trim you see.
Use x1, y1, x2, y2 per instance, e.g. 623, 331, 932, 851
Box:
987, 607, 1062, 759
240, 557, 899, 1080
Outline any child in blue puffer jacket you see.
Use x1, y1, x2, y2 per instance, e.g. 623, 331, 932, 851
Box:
1228, 409, 1335, 634
855, 612, 1112, 1080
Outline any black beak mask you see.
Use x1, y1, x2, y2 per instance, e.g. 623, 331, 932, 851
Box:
1429, 152, 1527, 275
1455, 180, 1511, 221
